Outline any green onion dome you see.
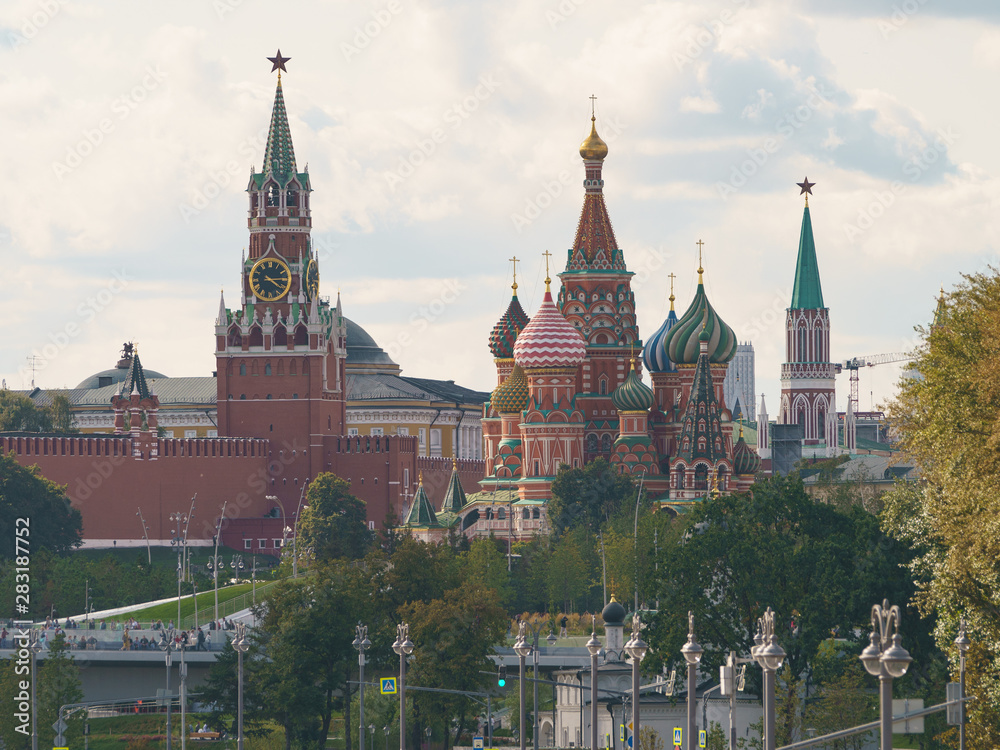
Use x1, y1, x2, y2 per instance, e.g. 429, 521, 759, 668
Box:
611, 361, 654, 412
732, 425, 762, 475
489, 291, 529, 360
491, 364, 530, 414
663, 272, 736, 364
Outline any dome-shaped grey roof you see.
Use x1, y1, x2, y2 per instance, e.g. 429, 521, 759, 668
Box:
76, 366, 167, 390
601, 598, 626, 625
345, 317, 400, 372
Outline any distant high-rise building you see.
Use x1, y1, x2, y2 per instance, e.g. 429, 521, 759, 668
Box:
723, 343, 755, 422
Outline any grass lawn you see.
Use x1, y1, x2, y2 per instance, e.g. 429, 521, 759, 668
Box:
80, 713, 290, 750
117, 581, 281, 624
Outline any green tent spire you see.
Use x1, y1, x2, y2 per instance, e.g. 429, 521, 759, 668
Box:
262, 76, 298, 185
790, 205, 825, 309
404, 473, 439, 527
440, 459, 467, 514
122, 349, 151, 400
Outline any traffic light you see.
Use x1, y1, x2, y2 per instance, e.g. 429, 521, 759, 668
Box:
498, 664, 507, 687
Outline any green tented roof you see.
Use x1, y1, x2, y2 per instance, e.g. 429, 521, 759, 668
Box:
404, 482, 439, 527
790, 206, 825, 310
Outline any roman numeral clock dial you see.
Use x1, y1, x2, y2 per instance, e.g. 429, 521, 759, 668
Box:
250, 257, 291, 301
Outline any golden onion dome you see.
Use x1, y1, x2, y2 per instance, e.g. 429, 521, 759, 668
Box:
579, 116, 608, 160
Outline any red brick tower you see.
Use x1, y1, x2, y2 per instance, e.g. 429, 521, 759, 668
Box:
778, 180, 836, 452
215, 53, 348, 510
557, 107, 640, 462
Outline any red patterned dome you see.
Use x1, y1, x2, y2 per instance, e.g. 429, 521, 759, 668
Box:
513, 289, 587, 369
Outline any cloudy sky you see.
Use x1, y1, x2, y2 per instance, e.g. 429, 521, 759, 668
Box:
1, 0, 997, 418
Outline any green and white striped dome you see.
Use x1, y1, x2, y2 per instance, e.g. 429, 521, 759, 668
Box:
611, 361, 654, 412
662, 276, 736, 364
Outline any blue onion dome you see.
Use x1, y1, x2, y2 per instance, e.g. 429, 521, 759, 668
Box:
489, 288, 530, 360
601, 596, 626, 625
491, 364, 530, 414
612, 360, 654, 412
663, 268, 736, 364
732, 425, 762, 475
642, 308, 678, 373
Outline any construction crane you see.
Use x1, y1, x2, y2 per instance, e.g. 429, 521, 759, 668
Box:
841, 353, 915, 414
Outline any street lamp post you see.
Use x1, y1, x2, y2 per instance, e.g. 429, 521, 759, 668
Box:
860, 600, 912, 750
29, 629, 42, 750
586, 620, 603, 750
180, 640, 188, 750
679, 613, 702, 750
354, 624, 372, 750
955, 619, 970, 750
384, 725, 390, 750
169, 512, 187, 628
210, 500, 227, 623
392, 623, 415, 750
136, 507, 152, 565
751, 608, 786, 750
514, 622, 532, 750
233, 622, 250, 750
159, 631, 175, 750
624, 614, 648, 750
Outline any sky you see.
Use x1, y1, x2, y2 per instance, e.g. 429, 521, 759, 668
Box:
1, 0, 997, 418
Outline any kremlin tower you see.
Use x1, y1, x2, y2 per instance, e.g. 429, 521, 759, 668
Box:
778, 179, 837, 454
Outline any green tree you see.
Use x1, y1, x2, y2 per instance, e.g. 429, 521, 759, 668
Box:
548, 458, 636, 535
0, 390, 53, 432
297, 473, 372, 562
46, 393, 77, 433
547, 529, 590, 612
639, 726, 664, 750
464, 538, 513, 606
402, 584, 508, 749
645, 475, 928, 710
37, 633, 84, 749
0, 450, 82, 558
882, 269, 1000, 742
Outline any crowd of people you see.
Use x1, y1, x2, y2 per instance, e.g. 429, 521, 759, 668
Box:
0, 616, 242, 651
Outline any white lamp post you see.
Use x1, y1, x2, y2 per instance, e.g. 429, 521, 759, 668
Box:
859, 600, 912, 750
624, 615, 648, 750
752, 608, 786, 750
585, 621, 602, 750
679, 613, 702, 750
514, 622, 533, 750
232, 622, 250, 750
392, 624, 414, 750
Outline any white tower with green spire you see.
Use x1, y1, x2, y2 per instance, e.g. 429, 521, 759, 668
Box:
779, 179, 837, 455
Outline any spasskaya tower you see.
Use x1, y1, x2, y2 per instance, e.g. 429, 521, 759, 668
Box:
215, 51, 348, 509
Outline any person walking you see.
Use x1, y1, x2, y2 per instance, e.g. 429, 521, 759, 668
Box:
559, 615, 568, 638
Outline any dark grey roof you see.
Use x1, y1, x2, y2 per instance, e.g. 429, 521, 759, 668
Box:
347, 374, 487, 406
400, 377, 489, 405
345, 317, 398, 367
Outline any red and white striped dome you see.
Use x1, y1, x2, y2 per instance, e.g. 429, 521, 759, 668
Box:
513, 289, 587, 369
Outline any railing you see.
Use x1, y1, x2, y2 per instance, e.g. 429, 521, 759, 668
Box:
181, 579, 281, 629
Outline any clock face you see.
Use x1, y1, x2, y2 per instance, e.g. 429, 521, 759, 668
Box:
249, 257, 291, 302
305, 259, 319, 300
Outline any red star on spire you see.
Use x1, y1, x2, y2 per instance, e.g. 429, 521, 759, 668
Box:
267, 50, 290, 73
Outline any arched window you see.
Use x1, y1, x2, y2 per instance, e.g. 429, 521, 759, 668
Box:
601, 434, 612, 452
264, 363, 272, 376
599, 377, 608, 395
228, 326, 242, 347
294, 324, 308, 346
586, 434, 599, 452
798, 326, 807, 362
239, 363, 246, 376
273, 325, 287, 347
249, 326, 264, 348
676, 468, 685, 490
266, 184, 279, 206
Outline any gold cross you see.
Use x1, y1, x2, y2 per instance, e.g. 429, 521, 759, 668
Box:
668, 271, 676, 310
543, 250, 552, 286
589, 94, 597, 118
696, 239, 705, 279
509, 256, 519, 293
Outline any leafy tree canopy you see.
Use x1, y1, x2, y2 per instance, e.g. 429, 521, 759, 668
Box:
883, 268, 1000, 741
548, 457, 637, 535
0, 450, 82, 557
298, 472, 372, 562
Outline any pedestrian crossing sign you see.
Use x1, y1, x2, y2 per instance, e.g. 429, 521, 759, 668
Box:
673, 727, 682, 746
699, 729, 706, 747
380, 677, 397, 694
